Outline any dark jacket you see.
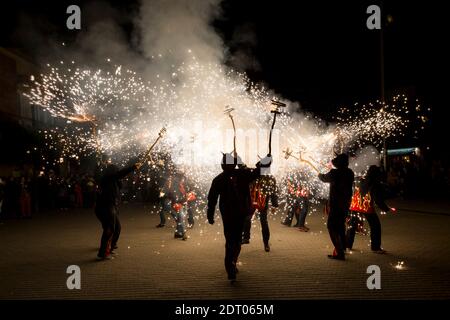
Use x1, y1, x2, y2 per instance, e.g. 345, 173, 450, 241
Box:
96, 164, 136, 209
319, 167, 354, 214
207, 167, 262, 223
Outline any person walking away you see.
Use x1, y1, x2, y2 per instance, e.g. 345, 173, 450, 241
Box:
207, 153, 272, 281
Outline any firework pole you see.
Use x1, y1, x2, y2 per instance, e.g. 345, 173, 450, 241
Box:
224, 106, 237, 158
137, 127, 167, 169
299, 150, 320, 173
283, 147, 320, 173
283, 148, 298, 160
269, 100, 286, 155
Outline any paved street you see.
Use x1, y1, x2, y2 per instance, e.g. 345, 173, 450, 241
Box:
1, 199, 449, 299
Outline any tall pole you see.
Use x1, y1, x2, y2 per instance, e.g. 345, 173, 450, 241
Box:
380, 1, 387, 171
380, 9, 385, 103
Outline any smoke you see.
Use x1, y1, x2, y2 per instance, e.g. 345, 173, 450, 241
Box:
136, 0, 224, 72
349, 145, 381, 177
12, 1, 143, 67
21, 0, 383, 196
227, 23, 261, 72
72, 1, 141, 66
11, 13, 62, 60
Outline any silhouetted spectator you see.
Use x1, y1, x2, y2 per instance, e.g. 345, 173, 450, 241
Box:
318, 154, 354, 261
19, 177, 32, 218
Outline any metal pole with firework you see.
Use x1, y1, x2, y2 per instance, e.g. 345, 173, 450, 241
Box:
224, 106, 237, 158
299, 150, 321, 173
283, 147, 321, 173
268, 100, 286, 155
136, 127, 167, 169
283, 148, 298, 161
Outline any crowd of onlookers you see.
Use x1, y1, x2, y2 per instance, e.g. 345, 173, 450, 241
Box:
385, 156, 450, 198
0, 166, 163, 219
0, 169, 97, 219
1, 155, 449, 219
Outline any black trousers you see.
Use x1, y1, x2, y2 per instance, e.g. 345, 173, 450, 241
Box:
283, 197, 308, 227
223, 218, 245, 277
243, 209, 270, 245
346, 211, 382, 250
95, 205, 121, 257
327, 212, 346, 257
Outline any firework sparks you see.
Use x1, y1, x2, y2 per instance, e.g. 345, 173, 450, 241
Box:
394, 261, 406, 270
334, 95, 428, 150
24, 57, 428, 204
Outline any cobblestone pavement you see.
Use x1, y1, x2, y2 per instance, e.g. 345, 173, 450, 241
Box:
1, 199, 449, 299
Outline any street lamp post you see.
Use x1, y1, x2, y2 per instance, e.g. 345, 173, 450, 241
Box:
380, 1, 387, 172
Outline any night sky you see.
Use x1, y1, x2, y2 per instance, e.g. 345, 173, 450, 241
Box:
1, 0, 448, 154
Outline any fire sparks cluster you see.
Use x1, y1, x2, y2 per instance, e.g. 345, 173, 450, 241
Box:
23, 58, 428, 205
334, 94, 429, 150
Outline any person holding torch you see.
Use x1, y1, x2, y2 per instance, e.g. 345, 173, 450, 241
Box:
95, 157, 142, 260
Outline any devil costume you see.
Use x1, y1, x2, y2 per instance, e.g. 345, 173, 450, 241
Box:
242, 175, 278, 251
167, 172, 188, 239
346, 165, 391, 252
